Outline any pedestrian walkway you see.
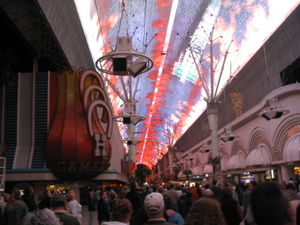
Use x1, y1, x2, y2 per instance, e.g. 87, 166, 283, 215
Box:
81, 205, 98, 225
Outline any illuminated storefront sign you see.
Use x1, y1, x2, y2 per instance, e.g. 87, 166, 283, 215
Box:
46, 70, 113, 180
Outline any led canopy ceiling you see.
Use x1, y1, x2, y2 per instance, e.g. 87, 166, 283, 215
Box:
75, 0, 299, 167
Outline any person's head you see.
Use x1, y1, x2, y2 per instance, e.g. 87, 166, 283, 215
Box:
157, 186, 164, 194
51, 193, 67, 209
101, 191, 108, 199
246, 182, 254, 191
129, 182, 138, 190
286, 183, 296, 191
66, 189, 76, 201
185, 189, 192, 198
111, 199, 132, 223
24, 185, 34, 195
11, 188, 22, 200
251, 182, 292, 225
168, 183, 175, 190
212, 180, 218, 186
144, 192, 165, 218
185, 198, 226, 225
23, 208, 61, 225
203, 188, 214, 197
163, 194, 172, 210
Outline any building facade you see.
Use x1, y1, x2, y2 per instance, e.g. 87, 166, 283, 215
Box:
153, 5, 300, 185
0, 0, 127, 193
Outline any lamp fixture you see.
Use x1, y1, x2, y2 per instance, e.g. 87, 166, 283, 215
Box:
114, 114, 145, 125
199, 144, 211, 153
258, 97, 289, 121
123, 138, 141, 146
219, 127, 237, 142
96, 37, 153, 77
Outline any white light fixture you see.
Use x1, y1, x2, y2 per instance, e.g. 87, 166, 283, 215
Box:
258, 97, 289, 121
199, 144, 211, 153
96, 37, 153, 78
219, 127, 237, 142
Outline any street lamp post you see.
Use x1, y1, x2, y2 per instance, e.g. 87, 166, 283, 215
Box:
96, 36, 153, 172
178, 25, 236, 178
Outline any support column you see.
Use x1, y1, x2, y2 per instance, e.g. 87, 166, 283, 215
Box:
207, 105, 218, 157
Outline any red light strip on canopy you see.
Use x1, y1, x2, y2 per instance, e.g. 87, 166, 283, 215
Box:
139, 0, 179, 165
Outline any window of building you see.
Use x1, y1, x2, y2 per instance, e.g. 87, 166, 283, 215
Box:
280, 57, 300, 86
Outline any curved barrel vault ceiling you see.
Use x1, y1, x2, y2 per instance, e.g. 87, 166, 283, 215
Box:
74, 0, 299, 167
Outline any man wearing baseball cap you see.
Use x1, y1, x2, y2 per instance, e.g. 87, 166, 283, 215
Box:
143, 192, 175, 225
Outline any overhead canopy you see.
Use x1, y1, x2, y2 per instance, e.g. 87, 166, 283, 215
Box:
227, 152, 246, 170
74, 0, 299, 167
246, 145, 272, 167
283, 133, 300, 162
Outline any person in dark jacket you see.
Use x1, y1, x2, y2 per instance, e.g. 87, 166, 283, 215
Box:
87, 188, 97, 225
126, 182, 143, 216
177, 189, 193, 218
97, 191, 111, 224
22, 185, 37, 212
251, 182, 292, 225
220, 186, 243, 225
3, 188, 28, 225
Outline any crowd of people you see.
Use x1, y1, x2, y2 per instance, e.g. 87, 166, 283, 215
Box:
0, 179, 300, 225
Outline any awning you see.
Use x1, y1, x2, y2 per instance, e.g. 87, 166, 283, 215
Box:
246, 145, 272, 167
191, 167, 203, 176
203, 164, 213, 174
227, 152, 246, 170
283, 133, 300, 162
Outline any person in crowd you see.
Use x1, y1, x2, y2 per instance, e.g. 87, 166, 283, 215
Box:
97, 191, 111, 224
87, 187, 98, 225
66, 189, 82, 224
210, 180, 223, 200
233, 182, 243, 204
296, 204, 300, 225
202, 188, 214, 198
102, 198, 133, 225
130, 204, 148, 225
220, 185, 243, 225
177, 188, 193, 218
284, 183, 300, 224
143, 192, 175, 225
166, 183, 179, 211
22, 185, 38, 212
126, 182, 143, 216
157, 185, 167, 196
191, 183, 202, 202
3, 188, 28, 225
109, 190, 118, 210
251, 182, 293, 225
184, 197, 227, 225
51, 193, 80, 225
142, 184, 153, 198
0, 191, 6, 223
117, 186, 128, 200
39, 189, 52, 210
243, 183, 254, 216
22, 207, 61, 225
164, 194, 184, 225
